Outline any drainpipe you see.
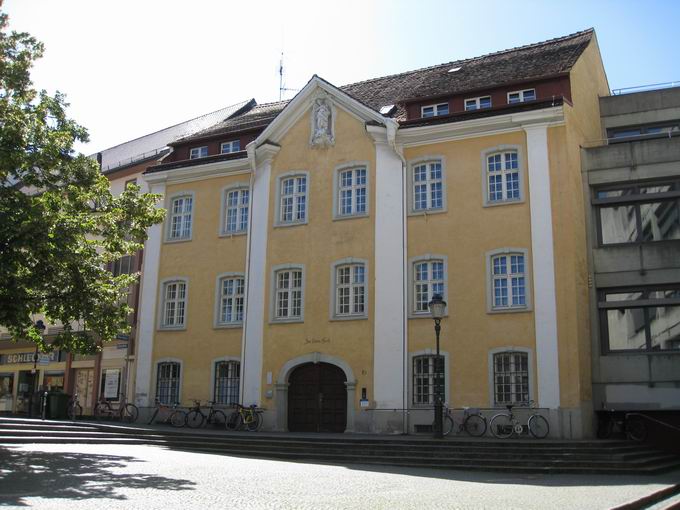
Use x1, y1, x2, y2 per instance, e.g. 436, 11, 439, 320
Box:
386, 121, 409, 435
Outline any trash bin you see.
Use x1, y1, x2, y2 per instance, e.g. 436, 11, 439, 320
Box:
47, 391, 70, 420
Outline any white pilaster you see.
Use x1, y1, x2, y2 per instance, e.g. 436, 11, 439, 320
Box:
524, 124, 560, 409
134, 181, 166, 407
240, 143, 279, 406
368, 125, 406, 411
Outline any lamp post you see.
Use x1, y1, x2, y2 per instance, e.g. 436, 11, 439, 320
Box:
28, 320, 46, 418
428, 294, 446, 439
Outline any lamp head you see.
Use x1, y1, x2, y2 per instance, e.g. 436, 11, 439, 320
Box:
428, 294, 447, 319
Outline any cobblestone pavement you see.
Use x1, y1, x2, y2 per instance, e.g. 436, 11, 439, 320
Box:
0, 443, 678, 509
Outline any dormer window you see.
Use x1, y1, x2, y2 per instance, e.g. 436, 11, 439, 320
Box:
507, 89, 536, 104
465, 96, 492, 111
189, 146, 208, 159
221, 140, 241, 154
421, 103, 449, 118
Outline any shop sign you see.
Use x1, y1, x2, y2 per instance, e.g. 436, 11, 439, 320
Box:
115, 334, 129, 341
0, 350, 60, 365
104, 369, 120, 399
116, 342, 128, 350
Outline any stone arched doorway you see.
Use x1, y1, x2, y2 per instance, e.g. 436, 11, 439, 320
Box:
288, 362, 347, 433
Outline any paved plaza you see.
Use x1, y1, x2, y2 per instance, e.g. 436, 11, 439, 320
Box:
0, 443, 678, 509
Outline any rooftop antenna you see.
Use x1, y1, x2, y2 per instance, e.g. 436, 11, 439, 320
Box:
279, 51, 299, 101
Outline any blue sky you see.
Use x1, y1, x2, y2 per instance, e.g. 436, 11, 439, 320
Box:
5, 0, 680, 153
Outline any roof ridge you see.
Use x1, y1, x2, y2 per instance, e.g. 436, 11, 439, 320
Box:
340, 28, 594, 90
251, 99, 290, 109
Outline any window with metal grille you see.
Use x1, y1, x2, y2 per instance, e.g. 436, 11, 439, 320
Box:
493, 351, 529, 405
214, 360, 240, 405
156, 362, 180, 404
413, 355, 445, 405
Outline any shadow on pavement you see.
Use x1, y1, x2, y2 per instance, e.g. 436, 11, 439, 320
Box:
0, 445, 196, 506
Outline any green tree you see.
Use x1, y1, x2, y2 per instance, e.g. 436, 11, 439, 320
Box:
0, 12, 165, 353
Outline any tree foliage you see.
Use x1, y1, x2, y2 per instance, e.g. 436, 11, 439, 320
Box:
0, 12, 165, 353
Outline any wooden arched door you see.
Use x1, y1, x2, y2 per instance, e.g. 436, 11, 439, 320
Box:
288, 362, 347, 432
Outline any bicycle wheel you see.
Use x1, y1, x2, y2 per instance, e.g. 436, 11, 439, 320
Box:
170, 410, 187, 428
626, 416, 647, 442
490, 413, 513, 439
464, 414, 487, 437
93, 403, 107, 421
226, 411, 242, 431
122, 404, 139, 423
186, 410, 205, 428
208, 410, 227, 428
528, 414, 550, 439
245, 412, 262, 432
438, 415, 454, 436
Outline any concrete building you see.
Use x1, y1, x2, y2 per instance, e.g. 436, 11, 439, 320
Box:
582, 86, 680, 423
134, 29, 610, 438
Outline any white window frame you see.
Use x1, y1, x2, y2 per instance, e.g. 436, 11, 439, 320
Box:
154, 358, 183, 405
270, 264, 305, 323
507, 89, 536, 104
407, 156, 447, 215
481, 145, 525, 207
408, 254, 448, 318
485, 248, 531, 314
166, 192, 194, 242
421, 103, 449, 118
464, 96, 492, 111
408, 349, 450, 408
220, 140, 241, 154
211, 356, 240, 405
274, 172, 309, 227
487, 347, 533, 408
329, 258, 369, 320
333, 162, 370, 220
220, 183, 249, 236
214, 272, 245, 328
189, 146, 208, 159
158, 278, 189, 330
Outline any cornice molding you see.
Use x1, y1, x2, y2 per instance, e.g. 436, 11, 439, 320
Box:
143, 157, 250, 185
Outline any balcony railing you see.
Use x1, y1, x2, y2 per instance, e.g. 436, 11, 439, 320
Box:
612, 81, 680, 95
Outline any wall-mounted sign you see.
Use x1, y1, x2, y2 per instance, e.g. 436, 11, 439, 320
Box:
104, 369, 120, 400
115, 334, 129, 341
0, 350, 60, 365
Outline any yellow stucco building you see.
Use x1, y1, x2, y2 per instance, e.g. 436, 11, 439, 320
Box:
133, 30, 609, 437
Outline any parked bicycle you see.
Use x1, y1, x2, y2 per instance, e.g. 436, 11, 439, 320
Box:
226, 403, 263, 431
94, 396, 139, 423
67, 392, 82, 421
147, 399, 187, 427
440, 405, 487, 437
489, 401, 549, 439
596, 408, 647, 442
185, 400, 228, 429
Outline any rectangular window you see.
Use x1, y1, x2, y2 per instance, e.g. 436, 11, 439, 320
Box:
279, 176, 307, 224
599, 288, 680, 352
595, 181, 680, 245
220, 140, 241, 154
214, 361, 240, 405
465, 96, 492, 111
491, 254, 526, 309
412, 161, 443, 212
168, 196, 193, 240
493, 352, 529, 405
189, 146, 208, 159
218, 277, 245, 324
275, 269, 303, 320
162, 281, 187, 327
224, 188, 249, 234
413, 355, 445, 405
487, 151, 520, 203
338, 167, 367, 217
421, 103, 449, 118
335, 263, 366, 317
413, 260, 444, 313
507, 89, 536, 104
156, 362, 180, 405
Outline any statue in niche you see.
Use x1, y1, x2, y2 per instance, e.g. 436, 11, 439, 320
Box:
310, 98, 334, 147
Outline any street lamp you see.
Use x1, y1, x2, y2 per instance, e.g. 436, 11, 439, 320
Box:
29, 320, 46, 417
428, 294, 446, 439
